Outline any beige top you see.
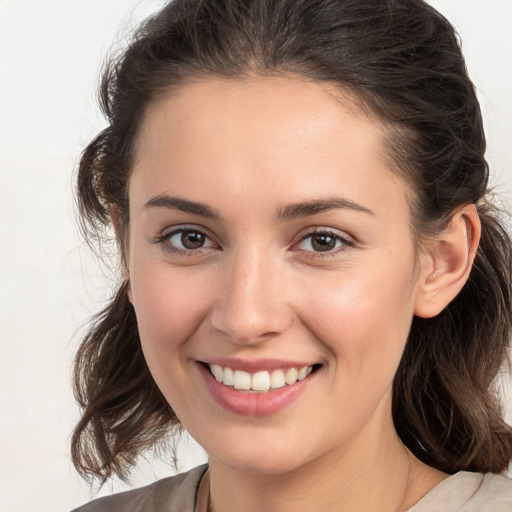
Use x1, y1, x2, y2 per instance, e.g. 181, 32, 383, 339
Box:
72, 464, 512, 512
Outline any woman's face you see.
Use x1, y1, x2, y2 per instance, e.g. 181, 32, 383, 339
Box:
127, 77, 426, 474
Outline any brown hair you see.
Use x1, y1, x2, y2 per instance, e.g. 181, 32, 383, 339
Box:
72, 0, 512, 483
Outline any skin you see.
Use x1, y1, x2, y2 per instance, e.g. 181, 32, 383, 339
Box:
124, 76, 480, 511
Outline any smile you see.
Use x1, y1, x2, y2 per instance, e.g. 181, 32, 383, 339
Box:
199, 361, 321, 416
208, 364, 314, 393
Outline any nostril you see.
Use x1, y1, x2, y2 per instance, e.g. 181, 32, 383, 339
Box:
209, 272, 294, 343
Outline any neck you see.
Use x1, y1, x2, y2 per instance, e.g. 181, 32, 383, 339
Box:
205, 402, 441, 512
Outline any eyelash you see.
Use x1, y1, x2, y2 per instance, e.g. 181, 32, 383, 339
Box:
152, 226, 354, 258
152, 225, 216, 256
296, 229, 354, 257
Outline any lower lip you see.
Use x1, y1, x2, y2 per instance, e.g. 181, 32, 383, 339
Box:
198, 364, 315, 416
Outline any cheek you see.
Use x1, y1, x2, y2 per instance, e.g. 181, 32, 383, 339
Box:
130, 265, 214, 359
299, 258, 417, 377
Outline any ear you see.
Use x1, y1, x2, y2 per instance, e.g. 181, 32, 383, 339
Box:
414, 204, 481, 318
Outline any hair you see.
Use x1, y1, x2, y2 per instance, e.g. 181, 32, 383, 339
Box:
72, 0, 512, 484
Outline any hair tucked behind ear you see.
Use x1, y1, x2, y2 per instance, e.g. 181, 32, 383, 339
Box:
72, 0, 512, 482
393, 204, 512, 473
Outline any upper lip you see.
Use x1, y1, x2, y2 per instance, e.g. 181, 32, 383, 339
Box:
199, 357, 318, 373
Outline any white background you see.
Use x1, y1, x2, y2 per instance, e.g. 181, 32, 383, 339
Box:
0, 1, 511, 510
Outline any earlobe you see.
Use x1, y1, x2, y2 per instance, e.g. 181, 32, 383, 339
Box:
414, 204, 481, 319
127, 282, 134, 304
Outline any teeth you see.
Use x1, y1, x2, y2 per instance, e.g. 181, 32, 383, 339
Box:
285, 367, 299, 385
251, 371, 271, 391
211, 364, 223, 382
298, 366, 309, 380
270, 369, 286, 389
208, 364, 313, 392
223, 367, 234, 386
233, 370, 251, 390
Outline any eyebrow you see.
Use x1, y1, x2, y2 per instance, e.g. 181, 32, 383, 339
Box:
144, 195, 220, 218
276, 197, 375, 221
143, 194, 375, 220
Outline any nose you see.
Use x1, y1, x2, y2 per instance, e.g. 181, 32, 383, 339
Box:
210, 247, 293, 344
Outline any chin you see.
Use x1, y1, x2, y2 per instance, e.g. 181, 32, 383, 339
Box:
199, 427, 318, 476
212, 449, 306, 475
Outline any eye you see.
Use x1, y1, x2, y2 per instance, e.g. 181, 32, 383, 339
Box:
154, 227, 215, 254
296, 230, 352, 254
171, 229, 209, 250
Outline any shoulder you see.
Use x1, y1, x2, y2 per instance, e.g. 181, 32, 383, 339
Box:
409, 471, 512, 512
466, 472, 512, 511
70, 464, 208, 512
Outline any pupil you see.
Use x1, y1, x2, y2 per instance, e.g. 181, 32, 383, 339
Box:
312, 234, 336, 252
181, 231, 205, 249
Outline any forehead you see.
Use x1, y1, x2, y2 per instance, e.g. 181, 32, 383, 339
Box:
130, 76, 408, 220
135, 75, 381, 163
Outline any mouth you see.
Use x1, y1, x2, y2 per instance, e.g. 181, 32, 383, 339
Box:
204, 362, 321, 393
197, 358, 322, 415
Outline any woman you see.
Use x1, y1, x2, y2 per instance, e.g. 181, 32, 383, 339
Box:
71, 0, 512, 510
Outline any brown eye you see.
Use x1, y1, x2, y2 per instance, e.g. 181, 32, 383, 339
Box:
297, 230, 352, 254
310, 233, 336, 252
157, 228, 215, 254
181, 230, 206, 250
